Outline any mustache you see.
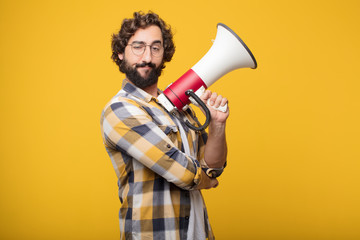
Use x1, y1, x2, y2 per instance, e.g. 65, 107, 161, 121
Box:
135, 62, 156, 68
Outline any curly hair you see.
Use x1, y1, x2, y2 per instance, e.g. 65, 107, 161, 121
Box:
111, 11, 175, 72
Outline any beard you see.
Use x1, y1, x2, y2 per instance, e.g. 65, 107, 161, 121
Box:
120, 60, 163, 89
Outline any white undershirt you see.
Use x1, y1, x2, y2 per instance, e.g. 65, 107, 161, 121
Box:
173, 117, 206, 240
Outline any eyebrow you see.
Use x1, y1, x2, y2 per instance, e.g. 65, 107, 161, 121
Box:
131, 40, 162, 45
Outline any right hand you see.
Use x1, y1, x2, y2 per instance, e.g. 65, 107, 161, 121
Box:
200, 90, 229, 124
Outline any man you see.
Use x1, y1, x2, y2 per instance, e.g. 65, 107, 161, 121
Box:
100, 11, 229, 240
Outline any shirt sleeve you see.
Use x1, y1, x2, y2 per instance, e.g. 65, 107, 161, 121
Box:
101, 99, 202, 190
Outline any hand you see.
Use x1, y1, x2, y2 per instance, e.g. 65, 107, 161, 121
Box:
200, 90, 229, 124
196, 171, 219, 190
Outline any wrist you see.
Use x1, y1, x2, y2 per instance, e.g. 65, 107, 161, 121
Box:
208, 121, 226, 135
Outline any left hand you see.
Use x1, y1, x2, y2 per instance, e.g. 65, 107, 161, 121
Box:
200, 90, 229, 124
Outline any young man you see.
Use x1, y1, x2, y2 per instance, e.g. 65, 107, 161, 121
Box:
100, 11, 229, 240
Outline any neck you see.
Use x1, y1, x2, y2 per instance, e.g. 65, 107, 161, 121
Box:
127, 78, 158, 97
142, 84, 158, 97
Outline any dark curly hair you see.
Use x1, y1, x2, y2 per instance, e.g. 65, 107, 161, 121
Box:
111, 11, 175, 72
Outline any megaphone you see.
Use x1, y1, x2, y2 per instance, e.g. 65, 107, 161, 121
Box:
157, 23, 257, 131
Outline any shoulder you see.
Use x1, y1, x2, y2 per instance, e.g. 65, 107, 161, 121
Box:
101, 90, 148, 120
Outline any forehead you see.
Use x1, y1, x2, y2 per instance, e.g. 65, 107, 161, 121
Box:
129, 25, 163, 44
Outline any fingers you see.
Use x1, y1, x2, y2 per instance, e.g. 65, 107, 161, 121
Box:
212, 178, 219, 188
205, 178, 219, 189
200, 90, 212, 102
207, 91, 228, 109
197, 171, 220, 190
200, 90, 229, 114
208, 92, 217, 106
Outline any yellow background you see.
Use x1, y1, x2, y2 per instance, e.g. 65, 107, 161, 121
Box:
1, 0, 359, 239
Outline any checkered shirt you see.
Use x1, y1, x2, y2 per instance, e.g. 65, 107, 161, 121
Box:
100, 80, 216, 240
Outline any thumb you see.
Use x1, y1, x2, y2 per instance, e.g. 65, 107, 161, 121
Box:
200, 90, 212, 102
211, 178, 219, 188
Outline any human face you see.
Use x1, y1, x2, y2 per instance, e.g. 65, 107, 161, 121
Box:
118, 25, 164, 80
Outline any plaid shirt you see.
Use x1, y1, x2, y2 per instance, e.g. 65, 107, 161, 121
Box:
100, 80, 216, 240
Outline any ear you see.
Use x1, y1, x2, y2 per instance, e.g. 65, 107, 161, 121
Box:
118, 53, 123, 60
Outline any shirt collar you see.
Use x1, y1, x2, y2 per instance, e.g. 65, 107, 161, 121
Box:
121, 79, 159, 103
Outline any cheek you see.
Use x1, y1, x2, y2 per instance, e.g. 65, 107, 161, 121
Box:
154, 58, 164, 67
123, 48, 139, 64
126, 57, 139, 66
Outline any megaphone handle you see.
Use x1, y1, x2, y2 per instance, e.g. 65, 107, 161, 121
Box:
185, 90, 211, 131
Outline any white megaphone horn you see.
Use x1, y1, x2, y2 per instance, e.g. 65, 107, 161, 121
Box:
157, 23, 257, 131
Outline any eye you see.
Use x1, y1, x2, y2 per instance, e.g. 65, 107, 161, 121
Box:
151, 47, 159, 52
132, 44, 144, 50
151, 44, 162, 52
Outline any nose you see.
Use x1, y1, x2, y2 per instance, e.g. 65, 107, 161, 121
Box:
141, 45, 152, 63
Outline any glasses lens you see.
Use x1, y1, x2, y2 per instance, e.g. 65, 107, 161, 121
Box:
150, 43, 163, 57
131, 43, 145, 55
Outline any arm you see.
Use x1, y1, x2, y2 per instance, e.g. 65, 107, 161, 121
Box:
200, 90, 229, 168
101, 98, 216, 190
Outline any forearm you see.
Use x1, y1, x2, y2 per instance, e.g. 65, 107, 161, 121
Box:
199, 89, 229, 168
204, 121, 227, 168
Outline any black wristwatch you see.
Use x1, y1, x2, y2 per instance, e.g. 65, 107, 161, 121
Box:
203, 167, 224, 178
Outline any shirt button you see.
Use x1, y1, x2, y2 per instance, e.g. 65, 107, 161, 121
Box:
166, 144, 171, 148
185, 216, 189, 220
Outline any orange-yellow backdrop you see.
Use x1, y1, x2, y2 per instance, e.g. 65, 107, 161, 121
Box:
1, 0, 359, 239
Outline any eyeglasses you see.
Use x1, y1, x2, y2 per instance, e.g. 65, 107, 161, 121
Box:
127, 41, 164, 57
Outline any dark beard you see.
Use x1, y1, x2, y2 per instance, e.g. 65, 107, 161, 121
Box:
120, 60, 163, 89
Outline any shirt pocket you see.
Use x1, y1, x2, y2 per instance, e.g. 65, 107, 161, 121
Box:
158, 124, 178, 143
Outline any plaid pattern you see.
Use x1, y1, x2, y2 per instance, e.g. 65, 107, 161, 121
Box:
100, 80, 215, 240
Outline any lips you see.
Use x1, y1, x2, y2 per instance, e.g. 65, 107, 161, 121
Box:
138, 66, 152, 70
135, 62, 156, 69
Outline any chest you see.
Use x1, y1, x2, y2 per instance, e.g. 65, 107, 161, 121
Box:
140, 101, 198, 152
